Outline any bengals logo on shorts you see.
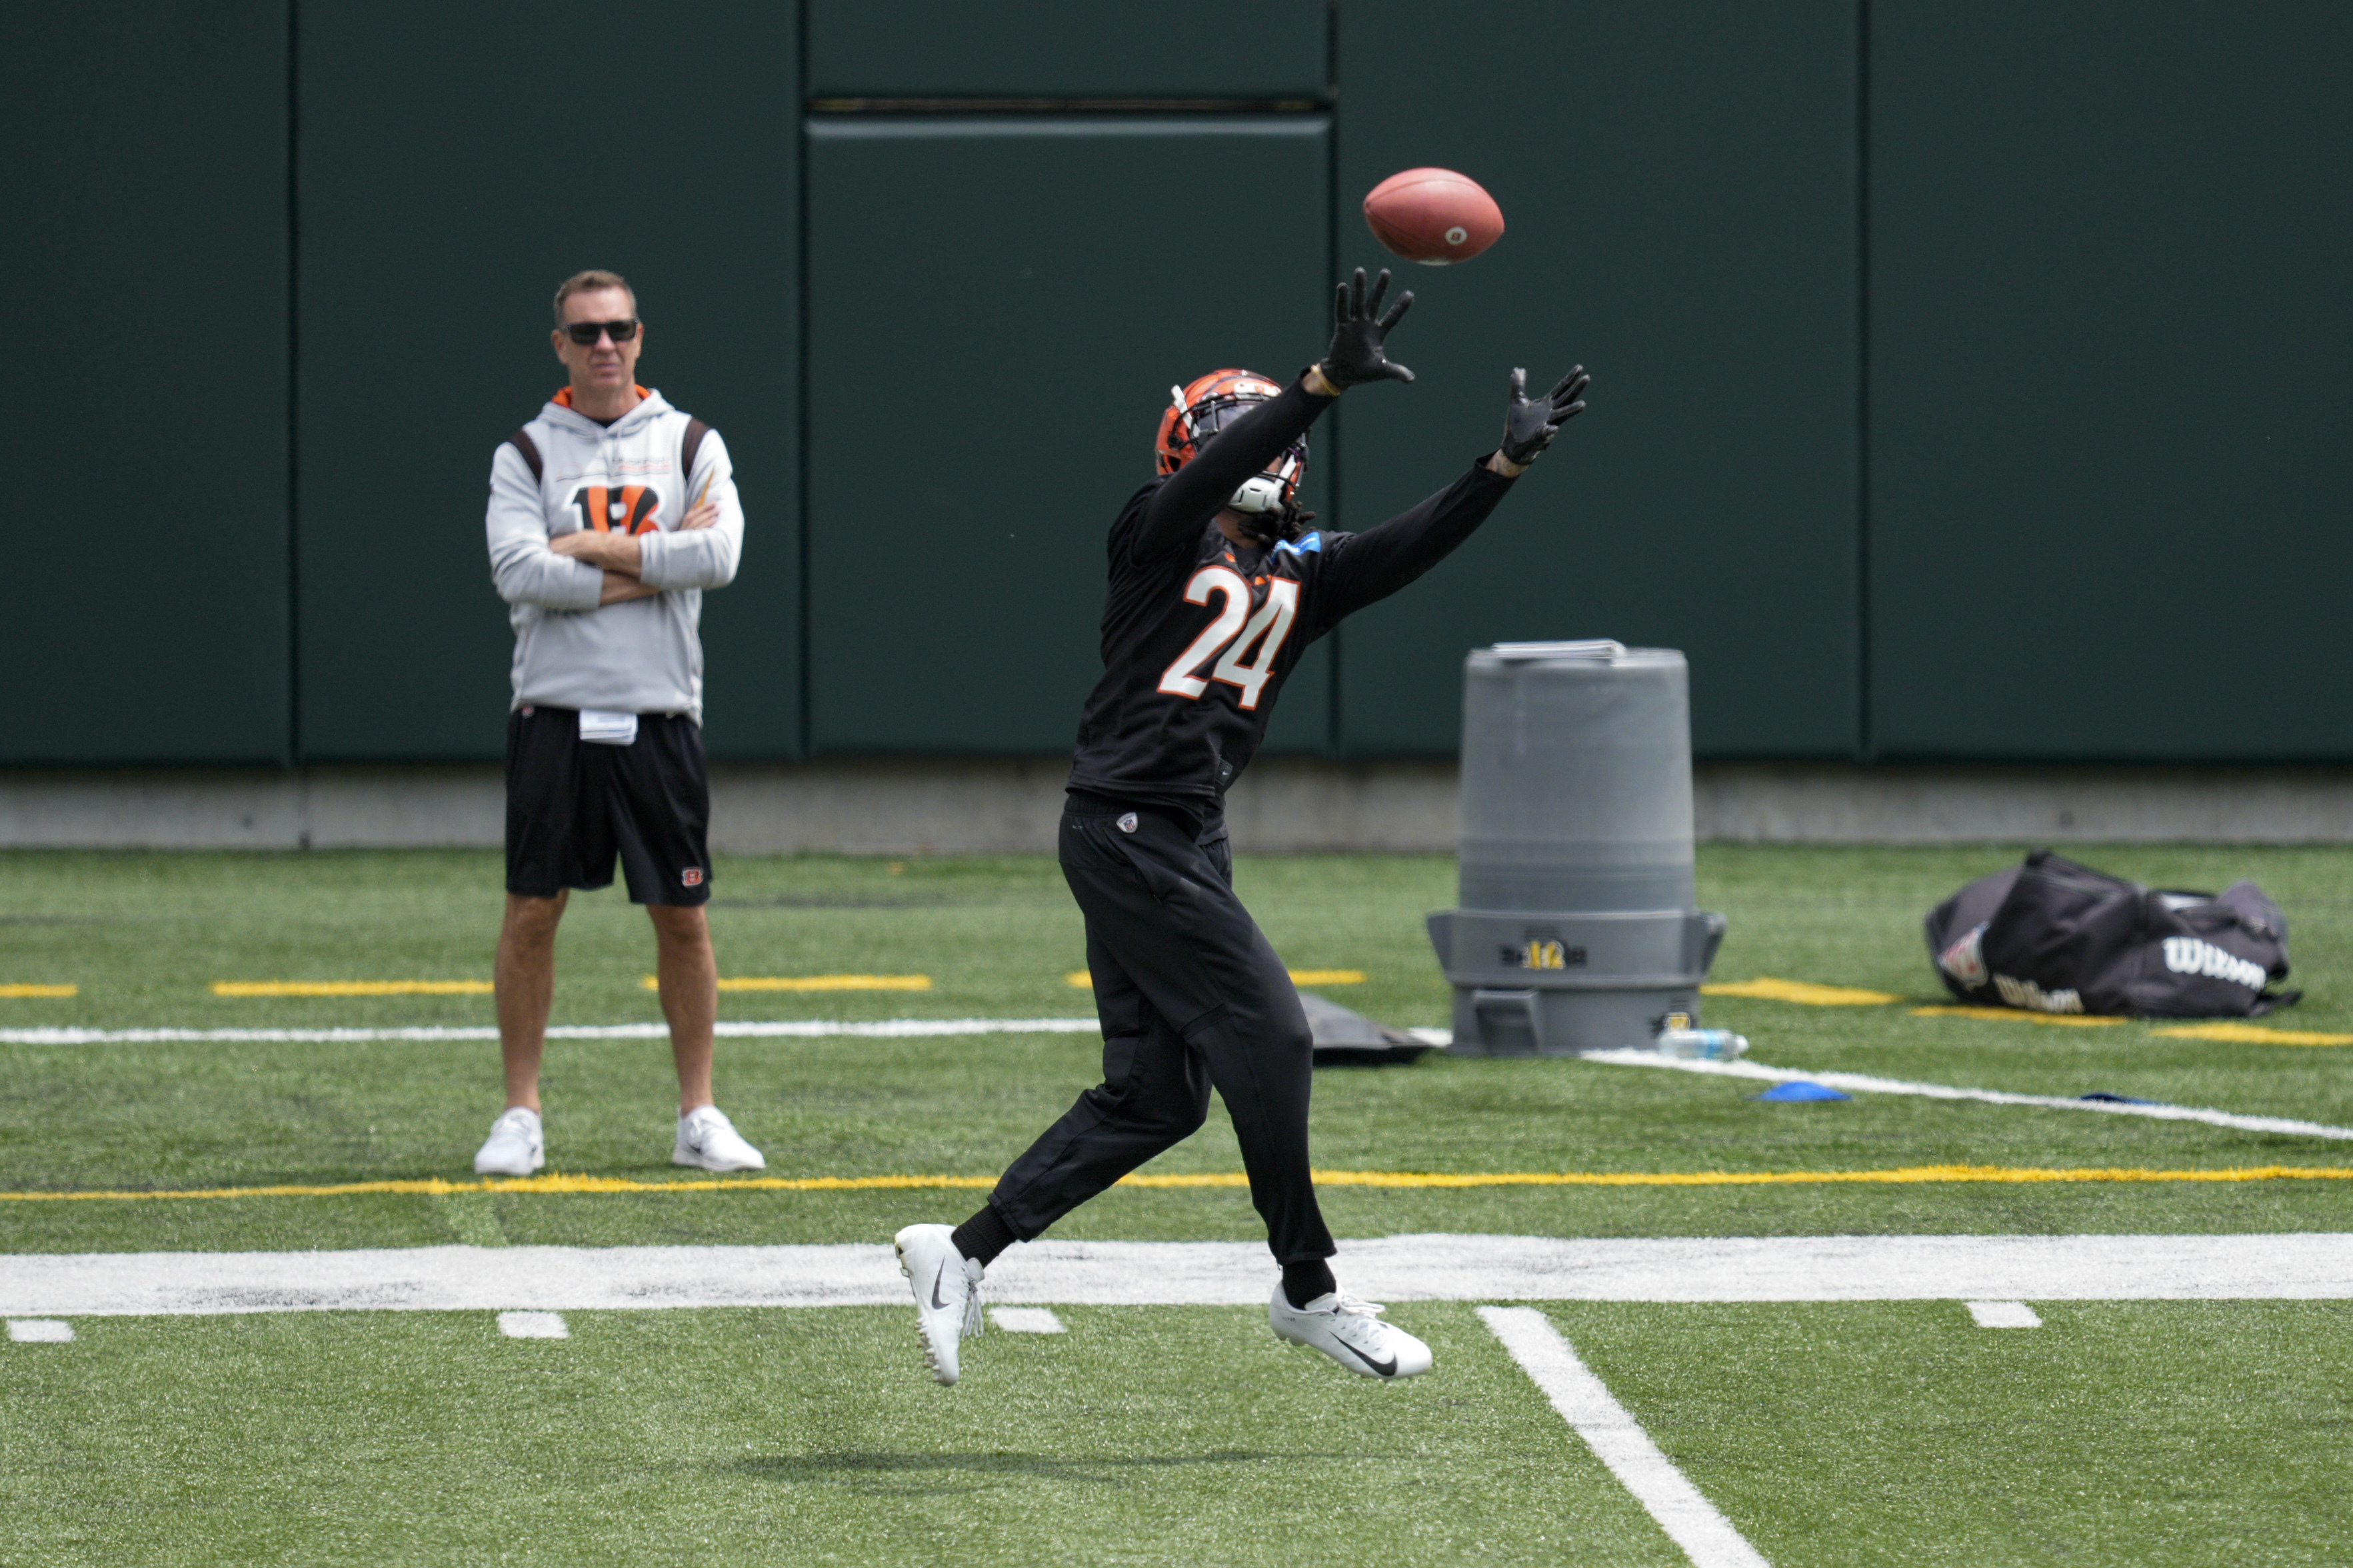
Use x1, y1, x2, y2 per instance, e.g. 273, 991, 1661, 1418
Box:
681, 868, 704, 887
569, 483, 661, 536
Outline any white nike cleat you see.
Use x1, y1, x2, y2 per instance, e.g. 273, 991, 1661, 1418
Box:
473, 1107, 544, 1177
894, 1223, 985, 1385
673, 1106, 766, 1172
1268, 1284, 1433, 1379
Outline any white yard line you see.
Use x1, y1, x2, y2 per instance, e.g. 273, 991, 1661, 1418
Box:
7, 1233, 2352, 1317
990, 1307, 1067, 1334
1964, 1301, 2043, 1328
17, 1022, 2350, 1145
1574, 1048, 2353, 1142
0, 1019, 1103, 1046
7, 1319, 76, 1342
496, 1311, 569, 1339
1481, 1307, 1770, 1568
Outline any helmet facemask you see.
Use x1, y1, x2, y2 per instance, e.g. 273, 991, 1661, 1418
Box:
1155, 370, 1315, 545
1222, 440, 1314, 544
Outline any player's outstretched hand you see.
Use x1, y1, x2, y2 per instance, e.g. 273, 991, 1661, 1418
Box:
1319, 267, 1415, 390
1498, 366, 1590, 467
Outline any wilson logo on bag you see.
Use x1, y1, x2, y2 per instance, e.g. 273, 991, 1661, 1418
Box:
2160, 937, 2266, 992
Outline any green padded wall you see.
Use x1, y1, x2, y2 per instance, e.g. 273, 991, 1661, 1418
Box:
5, 4, 291, 764
809, 1, 1326, 99
805, 118, 1334, 755
1868, 1, 2353, 760
296, 3, 799, 762
1333, 0, 1862, 759
23, 4, 2349, 776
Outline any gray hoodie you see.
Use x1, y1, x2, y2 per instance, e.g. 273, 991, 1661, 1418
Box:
485, 387, 743, 723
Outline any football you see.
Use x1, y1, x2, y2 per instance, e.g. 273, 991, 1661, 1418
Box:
1362, 167, 1505, 265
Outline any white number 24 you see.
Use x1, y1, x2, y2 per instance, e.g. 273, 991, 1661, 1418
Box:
1155, 565, 1300, 711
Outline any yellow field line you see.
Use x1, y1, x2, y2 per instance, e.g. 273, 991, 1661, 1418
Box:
9, 1163, 2353, 1203
639, 974, 934, 992
0, 984, 77, 999
1703, 977, 1900, 1006
104, 980, 2353, 1049
211, 980, 493, 998
1302, 1164, 2353, 1187
0, 1174, 1000, 1202
1908, 1006, 2353, 1044
1911, 1005, 2124, 1028
1065, 969, 1364, 989
2152, 1022, 2353, 1047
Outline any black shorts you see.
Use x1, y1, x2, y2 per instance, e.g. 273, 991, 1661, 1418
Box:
505, 705, 711, 906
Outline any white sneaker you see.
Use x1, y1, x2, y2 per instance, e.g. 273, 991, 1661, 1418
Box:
473, 1108, 543, 1177
1268, 1284, 1432, 1379
673, 1106, 766, 1172
894, 1223, 985, 1385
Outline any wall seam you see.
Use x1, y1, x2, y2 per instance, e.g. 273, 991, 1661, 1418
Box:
1854, 0, 1874, 763
285, 0, 303, 776
795, 0, 814, 759
1324, 0, 1343, 757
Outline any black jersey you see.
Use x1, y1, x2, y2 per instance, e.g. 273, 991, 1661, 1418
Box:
1067, 373, 1520, 814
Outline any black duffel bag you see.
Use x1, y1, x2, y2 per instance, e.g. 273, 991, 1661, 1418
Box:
1924, 849, 2298, 1018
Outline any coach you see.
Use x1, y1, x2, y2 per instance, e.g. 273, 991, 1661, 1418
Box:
472, 268, 763, 1177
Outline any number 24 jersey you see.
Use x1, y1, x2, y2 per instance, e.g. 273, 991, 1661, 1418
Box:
1066, 457, 1517, 815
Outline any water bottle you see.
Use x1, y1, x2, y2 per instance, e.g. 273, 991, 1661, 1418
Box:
1654, 1027, 1748, 1061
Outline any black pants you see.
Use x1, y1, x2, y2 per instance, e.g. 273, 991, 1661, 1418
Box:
988, 792, 1336, 1265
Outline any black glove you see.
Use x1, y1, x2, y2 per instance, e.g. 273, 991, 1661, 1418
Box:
1498, 365, 1590, 466
1318, 267, 1415, 390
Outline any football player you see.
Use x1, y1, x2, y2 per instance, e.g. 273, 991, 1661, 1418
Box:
895, 268, 1588, 1383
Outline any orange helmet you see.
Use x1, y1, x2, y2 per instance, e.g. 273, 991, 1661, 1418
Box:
1155, 369, 1309, 529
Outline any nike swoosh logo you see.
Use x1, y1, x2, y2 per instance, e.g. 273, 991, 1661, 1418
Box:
931, 1263, 950, 1310
1337, 1339, 1397, 1377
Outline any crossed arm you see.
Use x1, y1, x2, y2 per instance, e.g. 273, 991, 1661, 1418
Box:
550, 494, 722, 603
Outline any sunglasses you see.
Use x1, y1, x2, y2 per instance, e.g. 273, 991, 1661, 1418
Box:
563, 318, 640, 345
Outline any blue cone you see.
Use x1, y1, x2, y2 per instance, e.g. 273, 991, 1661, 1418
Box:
1753, 1080, 1851, 1102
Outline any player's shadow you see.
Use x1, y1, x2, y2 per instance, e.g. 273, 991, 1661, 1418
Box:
734, 1449, 1270, 1495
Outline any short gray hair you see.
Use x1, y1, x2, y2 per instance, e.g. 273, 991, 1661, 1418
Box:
553, 269, 635, 327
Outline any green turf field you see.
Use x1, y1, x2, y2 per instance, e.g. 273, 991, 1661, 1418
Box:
5, 845, 2352, 1564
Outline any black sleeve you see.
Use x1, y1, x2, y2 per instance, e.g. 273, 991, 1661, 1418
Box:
1310, 458, 1518, 632
1127, 374, 1336, 564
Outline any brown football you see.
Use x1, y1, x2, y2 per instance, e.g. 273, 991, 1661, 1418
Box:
1362, 167, 1505, 265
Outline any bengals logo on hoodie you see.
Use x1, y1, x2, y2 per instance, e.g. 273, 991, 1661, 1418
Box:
568, 483, 661, 536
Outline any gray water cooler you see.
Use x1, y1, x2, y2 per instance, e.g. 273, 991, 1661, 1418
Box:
1426, 641, 1726, 1056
